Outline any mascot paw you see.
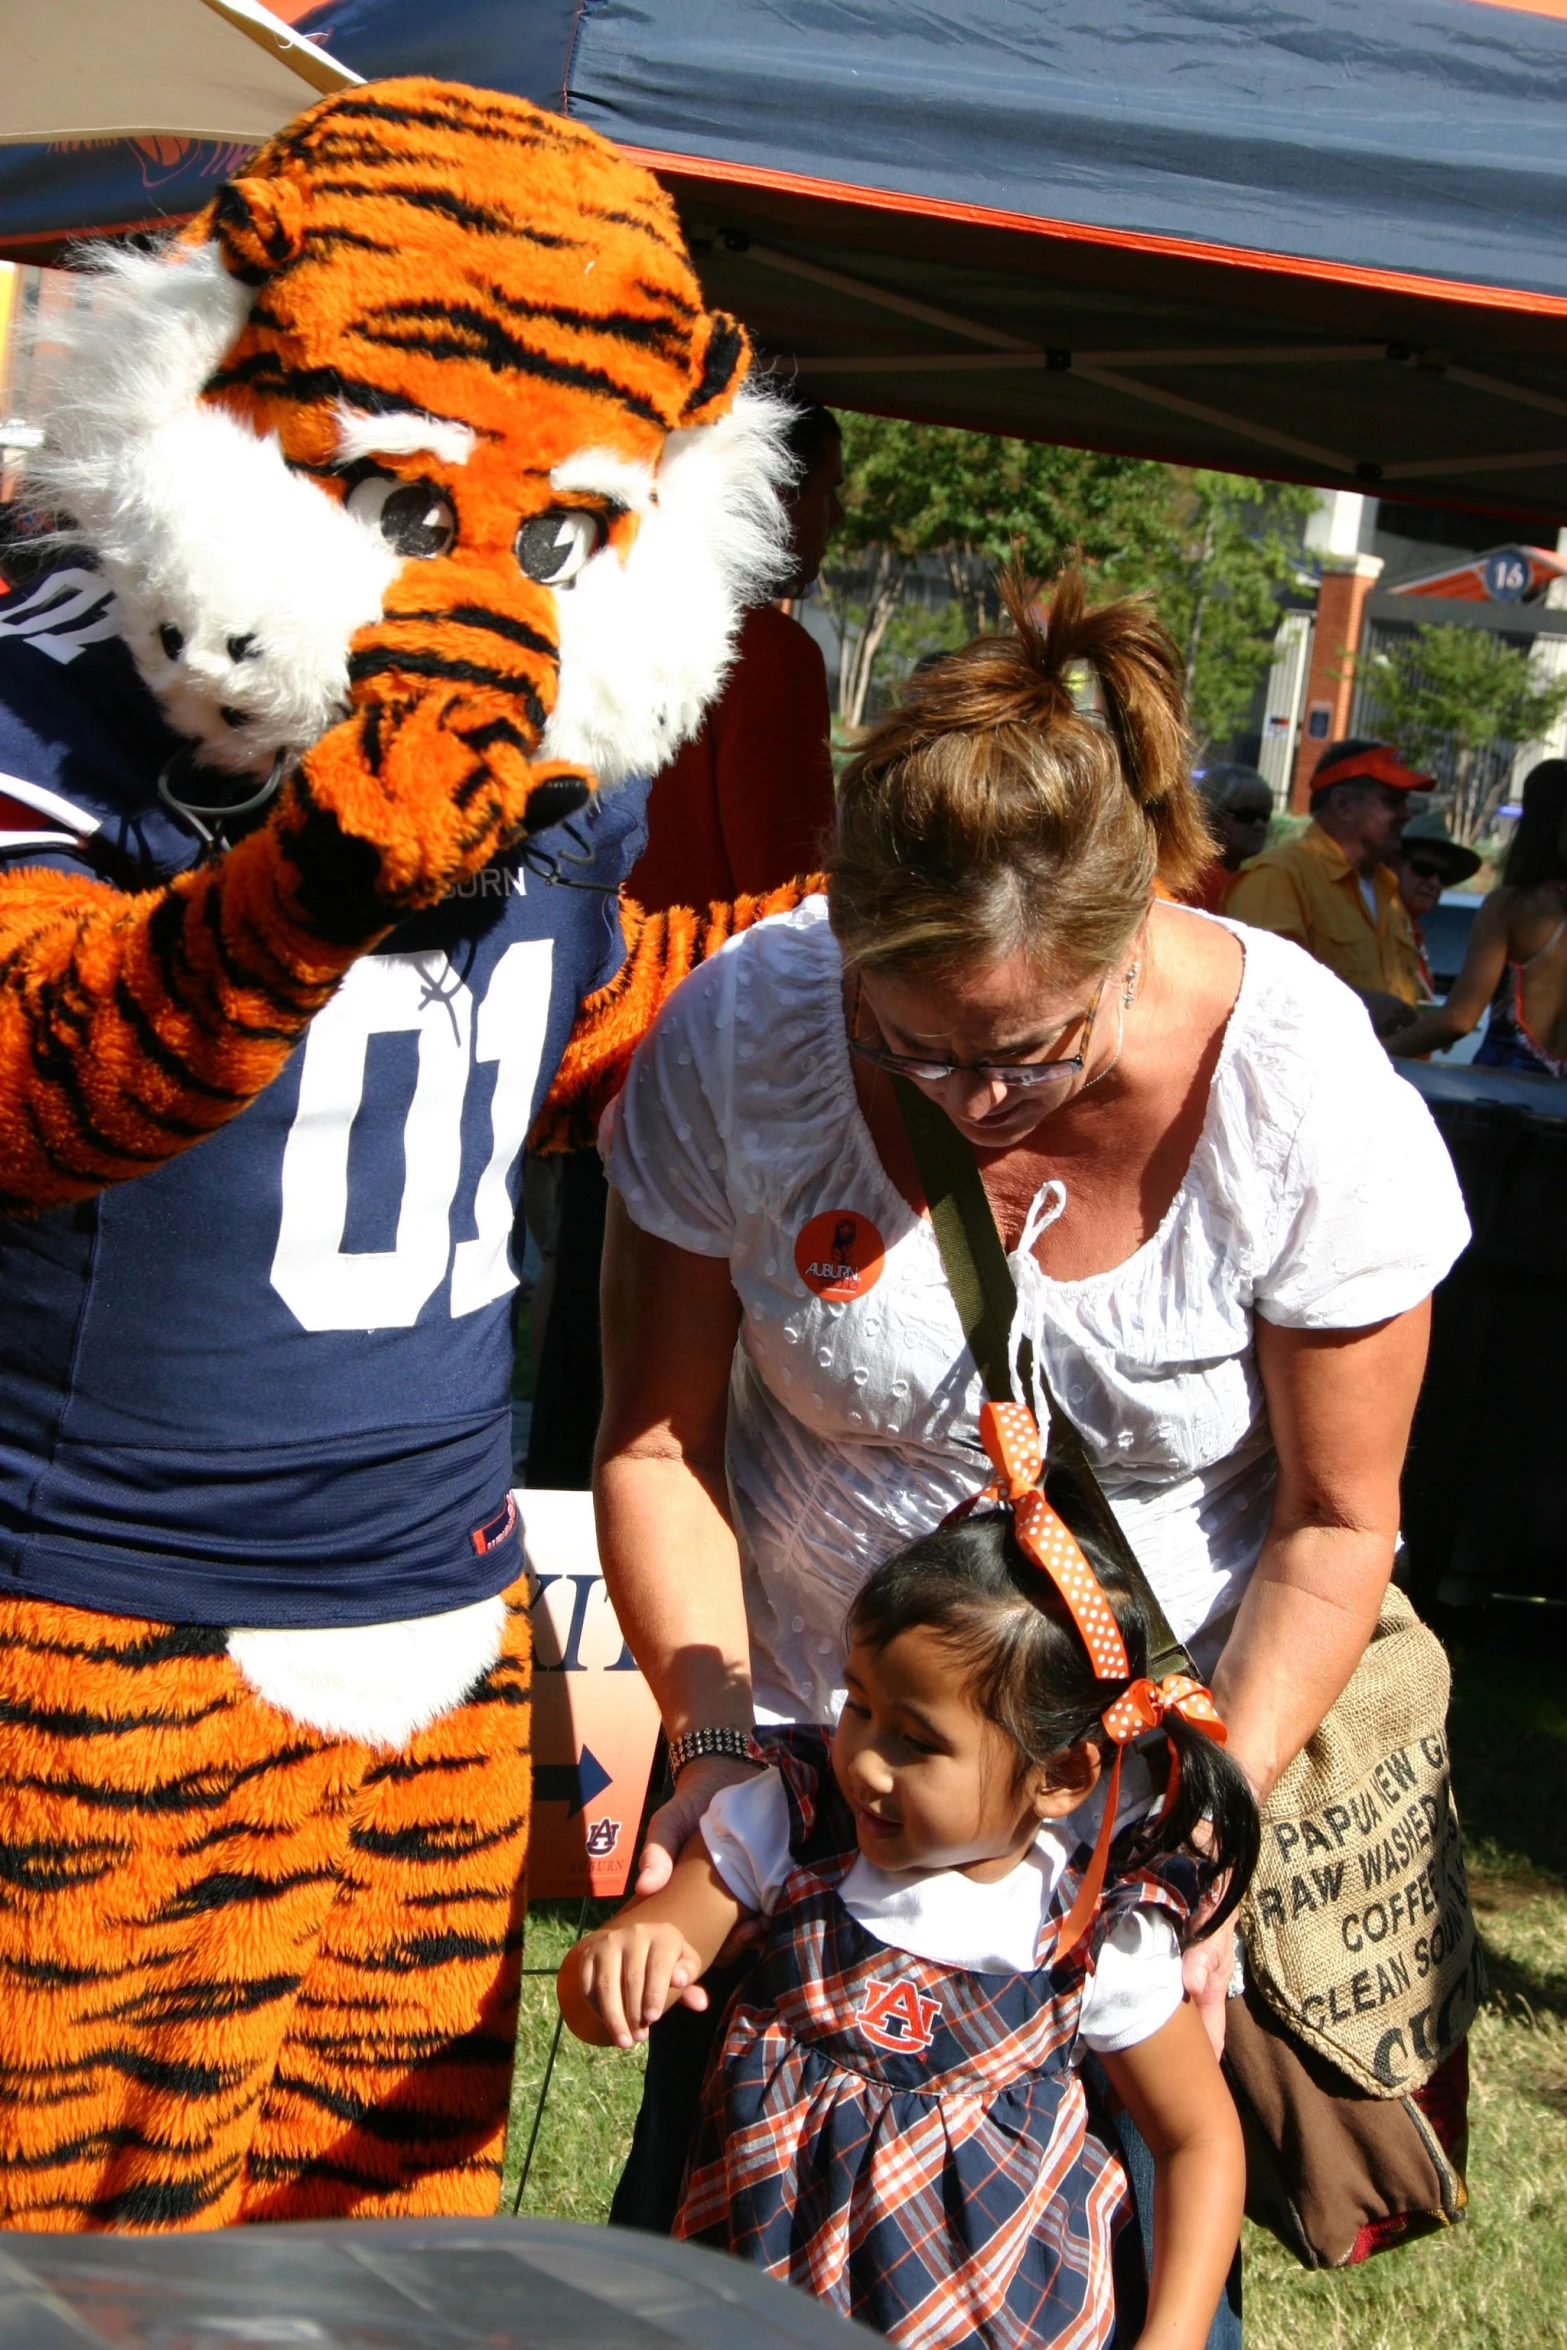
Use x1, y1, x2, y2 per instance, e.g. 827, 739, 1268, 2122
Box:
292, 683, 596, 923
516, 764, 594, 837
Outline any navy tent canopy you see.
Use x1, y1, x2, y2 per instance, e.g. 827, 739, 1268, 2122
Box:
7, 0, 1567, 516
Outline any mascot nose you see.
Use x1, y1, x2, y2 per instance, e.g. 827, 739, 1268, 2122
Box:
347, 553, 565, 746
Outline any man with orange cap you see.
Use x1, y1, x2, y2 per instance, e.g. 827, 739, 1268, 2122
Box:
1226, 738, 1430, 1035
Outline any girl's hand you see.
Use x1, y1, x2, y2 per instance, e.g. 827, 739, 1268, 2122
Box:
567, 1921, 709, 2048
635, 1753, 763, 1896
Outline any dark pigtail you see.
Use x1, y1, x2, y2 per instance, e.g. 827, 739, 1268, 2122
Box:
1141, 1708, 1260, 1937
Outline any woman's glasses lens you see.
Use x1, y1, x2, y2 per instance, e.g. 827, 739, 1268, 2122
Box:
849, 1039, 1082, 1090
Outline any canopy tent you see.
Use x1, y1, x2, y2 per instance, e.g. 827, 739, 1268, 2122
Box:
5, 0, 1567, 517
2, 0, 354, 145
0, 0, 355, 248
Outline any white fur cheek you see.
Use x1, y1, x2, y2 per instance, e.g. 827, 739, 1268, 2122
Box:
227, 1595, 508, 1749
100, 405, 400, 776
27, 237, 399, 777
541, 380, 796, 785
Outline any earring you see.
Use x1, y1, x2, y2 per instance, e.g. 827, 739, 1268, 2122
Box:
1122, 960, 1140, 1010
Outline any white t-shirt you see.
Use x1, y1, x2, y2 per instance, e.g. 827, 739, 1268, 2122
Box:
607, 896, 1470, 1723
702, 1769, 1183, 2056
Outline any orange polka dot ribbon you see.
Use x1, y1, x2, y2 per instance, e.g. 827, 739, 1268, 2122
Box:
1101, 1674, 1227, 1751
1047, 1676, 1228, 1966
974, 1400, 1131, 1683
966, 1403, 1232, 1965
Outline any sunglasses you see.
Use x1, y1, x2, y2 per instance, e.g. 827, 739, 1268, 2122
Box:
849, 974, 1106, 1093
1226, 805, 1272, 826
1402, 856, 1449, 882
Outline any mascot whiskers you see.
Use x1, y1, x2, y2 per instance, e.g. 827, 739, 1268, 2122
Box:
0, 79, 810, 2230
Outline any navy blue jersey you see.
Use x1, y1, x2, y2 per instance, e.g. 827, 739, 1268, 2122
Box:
0, 564, 648, 1626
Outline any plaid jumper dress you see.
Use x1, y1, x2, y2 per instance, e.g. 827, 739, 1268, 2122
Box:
676, 1730, 1191, 2350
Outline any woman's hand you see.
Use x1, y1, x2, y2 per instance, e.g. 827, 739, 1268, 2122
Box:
562, 1920, 709, 2049
1181, 1921, 1235, 2059
635, 1754, 765, 1897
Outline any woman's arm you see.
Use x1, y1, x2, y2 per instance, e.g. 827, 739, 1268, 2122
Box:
1100, 2002, 1245, 2350
595, 1191, 758, 1893
1212, 1302, 1429, 1801
557, 1841, 746, 2047
1387, 890, 1510, 1058
1184, 1302, 1431, 2046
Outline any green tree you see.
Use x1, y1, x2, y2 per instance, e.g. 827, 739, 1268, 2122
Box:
819, 416, 1168, 721
1364, 625, 1567, 844
815, 415, 1310, 745
1116, 471, 1315, 752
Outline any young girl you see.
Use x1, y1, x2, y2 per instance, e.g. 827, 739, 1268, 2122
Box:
558, 1452, 1259, 2350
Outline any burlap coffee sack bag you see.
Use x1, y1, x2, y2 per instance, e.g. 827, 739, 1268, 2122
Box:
1240, 1585, 1483, 2096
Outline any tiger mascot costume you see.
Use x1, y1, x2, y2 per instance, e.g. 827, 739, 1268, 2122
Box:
0, 80, 809, 2230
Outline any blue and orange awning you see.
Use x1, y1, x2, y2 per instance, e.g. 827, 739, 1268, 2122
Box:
5, 0, 1567, 514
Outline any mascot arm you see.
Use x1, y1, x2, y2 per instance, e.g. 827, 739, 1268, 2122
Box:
0, 681, 586, 1212
531, 873, 825, 1156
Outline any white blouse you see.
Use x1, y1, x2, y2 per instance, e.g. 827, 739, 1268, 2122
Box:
702, 1768, 1183, 2057
607, 896, 1470, 1723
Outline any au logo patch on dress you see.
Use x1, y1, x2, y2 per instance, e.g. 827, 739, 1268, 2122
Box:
855, 1977, 943, 2054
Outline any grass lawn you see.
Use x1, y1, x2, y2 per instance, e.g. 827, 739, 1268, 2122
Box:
502, 1621, 1567, 2347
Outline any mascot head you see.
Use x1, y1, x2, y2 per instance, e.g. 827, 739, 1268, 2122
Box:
29, 80, 792, 802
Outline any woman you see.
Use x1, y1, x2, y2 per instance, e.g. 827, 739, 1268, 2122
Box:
593, 572, 1469, 2328
1394, 809, 1482, 1002
1183, 762, 1275, 913
1389, 759, 1567, 1072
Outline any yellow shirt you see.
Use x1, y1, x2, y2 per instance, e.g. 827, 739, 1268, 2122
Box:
1225, 822, 1424, 1005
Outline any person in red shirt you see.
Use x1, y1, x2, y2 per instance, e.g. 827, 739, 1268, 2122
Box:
628, 402, 843, 911
527, 404, 845, 1485
1183, 764, 1274, 915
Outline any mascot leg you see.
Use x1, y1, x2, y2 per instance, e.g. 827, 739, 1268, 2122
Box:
238, 1600, 532, 2222
0, 1590, 531, 2231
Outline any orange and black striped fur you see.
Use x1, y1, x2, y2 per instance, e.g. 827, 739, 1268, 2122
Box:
3, 80, 783, 1212
0, 1585, 533, 2229
0, 80, 798, 2229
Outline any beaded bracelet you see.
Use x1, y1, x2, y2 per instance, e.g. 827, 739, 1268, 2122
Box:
667, 1725, 763, 1779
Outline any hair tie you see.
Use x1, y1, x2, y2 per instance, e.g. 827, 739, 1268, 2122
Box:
1047, 1675, 1226, 1966
1101, 1673, 1226, 1751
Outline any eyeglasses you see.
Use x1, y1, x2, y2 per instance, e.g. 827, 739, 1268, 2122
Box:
848, 973, 1106, 1093
1402, 856, 1448, 882
1227, 805, 1272, 826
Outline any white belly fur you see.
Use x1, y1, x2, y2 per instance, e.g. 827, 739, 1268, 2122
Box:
227, 1594, 508, 1748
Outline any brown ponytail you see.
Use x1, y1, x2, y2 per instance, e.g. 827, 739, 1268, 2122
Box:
828, 566, 1210, 982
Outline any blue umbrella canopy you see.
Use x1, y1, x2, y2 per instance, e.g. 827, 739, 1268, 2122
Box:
7, 0, 1567, 513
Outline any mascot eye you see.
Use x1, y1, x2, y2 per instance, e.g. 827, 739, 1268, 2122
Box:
344, 474, 457, 560
515, 509, 605, 587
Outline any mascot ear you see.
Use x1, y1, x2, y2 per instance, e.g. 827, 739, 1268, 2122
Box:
682, 310, 753, 426
211, 174, 307, 285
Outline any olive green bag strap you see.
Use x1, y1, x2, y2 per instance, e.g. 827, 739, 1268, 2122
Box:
891, 1073, 1192, 1685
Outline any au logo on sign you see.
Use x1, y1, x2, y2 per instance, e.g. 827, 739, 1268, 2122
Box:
522, 1489, 661, 1901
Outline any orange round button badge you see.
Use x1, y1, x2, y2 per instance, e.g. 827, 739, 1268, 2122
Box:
794, 1210, 886, 1302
